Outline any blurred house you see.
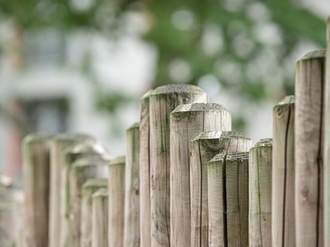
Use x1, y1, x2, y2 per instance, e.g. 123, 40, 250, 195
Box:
0, 26, 156, 184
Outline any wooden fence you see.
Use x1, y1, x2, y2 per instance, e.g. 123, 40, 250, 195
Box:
1, 17, 330, 247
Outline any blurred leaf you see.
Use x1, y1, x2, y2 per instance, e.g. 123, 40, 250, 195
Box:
96, 90, 133, 113
242, 82, 267, 101
232, 116, 246, 132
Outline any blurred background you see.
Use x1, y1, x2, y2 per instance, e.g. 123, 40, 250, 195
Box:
0, 0, 328, 185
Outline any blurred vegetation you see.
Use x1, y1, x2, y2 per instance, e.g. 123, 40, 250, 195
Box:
0, 0, 326, 130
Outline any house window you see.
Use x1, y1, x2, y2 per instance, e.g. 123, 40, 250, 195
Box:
22, 97, 69, 134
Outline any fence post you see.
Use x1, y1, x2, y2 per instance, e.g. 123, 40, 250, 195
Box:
108, 156, 126, 247
295, 50, 325, 247
249, 139, 273, 247
61, 142, 107, 247
324, 17, 330, 247
92, 188, 108, 247
170, 103, 231, 247
22, 133, 52, 247
149, 84, 208, 247
124, 123, 140, 247
60, 142, 106, 246
81, 179, 108, 247
190, 131, 252, 247
208, 152, 249, 247
0, 180, 23, 247
272, 96, 295, 247
68, 156, 110, 247
139, 90, 153, 247
49, 134, 96, 247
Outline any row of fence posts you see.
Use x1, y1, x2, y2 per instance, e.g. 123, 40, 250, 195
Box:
1, 17, 330, 247
18, 84, 259, 247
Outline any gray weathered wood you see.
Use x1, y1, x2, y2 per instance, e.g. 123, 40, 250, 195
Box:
208, 152, 249, 247
226, 152, 249, 247
68, 155, 110, 247
49, 134, 96, 247
22, 133, 52, 247
208, 153, 226, 247
190, 131, 252, 247
0, 183, 23, 247
124, 123, 140, 247
139, 90, 152, 247
108, 156, 126, 247
92, 188, 108, 247
170, 103, 231, 247
150, 84, 208, 247
0, 203, 20, 247
324, 17, 330, 247
272, 96, 295, 247
81, 179, 108, 247
295, 50, 325, 247
249, 139, 273, 247
61, 142, 107, 247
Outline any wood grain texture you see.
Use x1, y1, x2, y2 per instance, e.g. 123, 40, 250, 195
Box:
190, 131, 252, 247
208, 153, 226, 247
92, 188, 108, 247
124, 123, 140, 247
208, 151, 249, 247
81, 179, 108, 247
272, 96, 295, 247
22, 133, 52, 247
149, 84, 208, 247
324, 17, 330, 247
139, 90, 152, 247
108, 156, 126, 247
225, 152, 249, 247
295, 50, 325, 247
170, 103, 231, 247
249, 139, 273, 247
49, 134, 96, 247
68, 156, 110, 247
61, 143, 107, 247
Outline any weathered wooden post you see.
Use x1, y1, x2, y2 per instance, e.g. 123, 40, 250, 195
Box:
249, 139, 273, 247
0, 181, 23, 247
61, 142, 107, 247
22, 133, 52, 247
0, 198, 21, 247
324, 17, 330, 247
190, 131, 252, 247
170, 103, 231, 247
68, 155, 110, 247
0, 201, 13, 247
81, 179, 108, 247
272, 96, 295, 247
49, 134, 96, 247
124, 123, 140, 247
295, 50, 325, 247
92, 188, 108, 247
108, 156, 126, 247
150, 84, 208, 247
208, 152, 249, 247
0, 181, 12, 247
139, 90, 152, 247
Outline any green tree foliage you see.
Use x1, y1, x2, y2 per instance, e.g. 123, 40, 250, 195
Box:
0, 0, 326, 129
141, 0, 325, 128
144, 0, 325, 94
0, 0, 110, 31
